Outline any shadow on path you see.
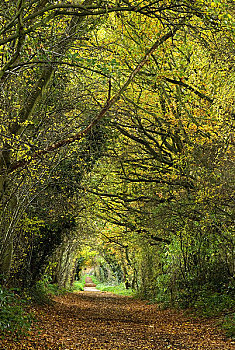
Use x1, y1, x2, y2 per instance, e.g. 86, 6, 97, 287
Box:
0, 290, 234, 349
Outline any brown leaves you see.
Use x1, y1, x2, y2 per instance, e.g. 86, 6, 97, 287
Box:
0, 292, 233, 349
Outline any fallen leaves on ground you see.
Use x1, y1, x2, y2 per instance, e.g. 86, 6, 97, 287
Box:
0, 291, 234, 349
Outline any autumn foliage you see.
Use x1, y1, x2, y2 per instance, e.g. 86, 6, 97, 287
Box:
0, 0, 234, 344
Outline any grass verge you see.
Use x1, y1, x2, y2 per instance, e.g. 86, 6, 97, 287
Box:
73, 275, 87, 291
89, 276, 134, 296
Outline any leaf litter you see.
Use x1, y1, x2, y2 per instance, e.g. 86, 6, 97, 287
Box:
0, 291, 234, 349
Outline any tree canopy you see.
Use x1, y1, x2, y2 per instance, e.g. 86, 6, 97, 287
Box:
0, 0, 234, 312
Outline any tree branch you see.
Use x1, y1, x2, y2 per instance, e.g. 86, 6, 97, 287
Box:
163, 77, 213, 103
3, 20, 185, 175
9, 60, 110, 78
114, 123, 173, 165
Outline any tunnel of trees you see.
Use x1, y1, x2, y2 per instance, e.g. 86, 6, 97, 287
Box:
0, 0, 234, 310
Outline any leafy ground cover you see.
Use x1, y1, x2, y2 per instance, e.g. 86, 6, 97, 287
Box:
0, 286, 32, 337
73, 275, 87, 292
0, 290, 234, 349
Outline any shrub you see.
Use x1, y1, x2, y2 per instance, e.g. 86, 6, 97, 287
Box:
0, 286, 32, 337
29, 275, 70, 304
73, 275, 87, 291
73, 281, 84, 291
220, 313, 235, 338
193, 291, 235, 317
29, 279, 52, 305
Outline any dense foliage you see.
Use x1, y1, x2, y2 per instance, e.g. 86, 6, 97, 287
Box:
0, 285, 32, 336
0, 0, 234, 335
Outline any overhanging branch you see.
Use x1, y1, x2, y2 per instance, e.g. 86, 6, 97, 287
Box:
3, 19, 186, 175
163, 77, 213, 103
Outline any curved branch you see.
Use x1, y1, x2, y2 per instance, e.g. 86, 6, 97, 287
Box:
3, 20, 186, 175
163, 77, 213, 103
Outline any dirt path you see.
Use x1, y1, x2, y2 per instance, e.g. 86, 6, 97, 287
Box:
0, 291, 234, 349
84, 276, 99, 292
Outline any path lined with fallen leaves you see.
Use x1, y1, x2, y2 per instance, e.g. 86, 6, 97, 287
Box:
0, 290, 234, 349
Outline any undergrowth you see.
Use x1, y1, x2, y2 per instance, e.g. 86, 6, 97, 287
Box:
220, 313, 235, 338
192, 291, 235, 338
0, 285, 33, 338
29, 275, 70, 304
73, 275, 86, 291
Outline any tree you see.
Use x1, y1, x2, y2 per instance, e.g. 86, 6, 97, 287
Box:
79, 3, 234, 299
0, 1, 233, 300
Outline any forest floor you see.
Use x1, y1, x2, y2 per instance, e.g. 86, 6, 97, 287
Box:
0, 290, 234, 350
